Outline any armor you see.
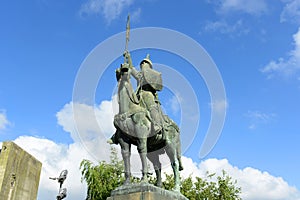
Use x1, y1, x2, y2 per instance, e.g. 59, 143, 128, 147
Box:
140, 54, 153, 67
143, 67, 163, 91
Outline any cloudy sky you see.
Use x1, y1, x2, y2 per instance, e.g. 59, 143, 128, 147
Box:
1, 0, 300, 199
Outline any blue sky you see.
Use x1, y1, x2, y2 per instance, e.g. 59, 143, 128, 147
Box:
1, 0, 300, 199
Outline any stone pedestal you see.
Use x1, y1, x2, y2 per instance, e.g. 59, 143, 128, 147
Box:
107, 183, 188, 200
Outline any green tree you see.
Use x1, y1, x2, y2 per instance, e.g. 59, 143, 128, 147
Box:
80, 147, 124, 200
80, 148, 242, 200
163, 172, 242, 200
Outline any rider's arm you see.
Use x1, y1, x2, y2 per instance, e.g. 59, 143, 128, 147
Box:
124, 50, 142, 80
124, 50, 133, 67
130, 66, 142, 80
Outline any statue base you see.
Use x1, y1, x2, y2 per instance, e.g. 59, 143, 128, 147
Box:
106, 183, 188, 200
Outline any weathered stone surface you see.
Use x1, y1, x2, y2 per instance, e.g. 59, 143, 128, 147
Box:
0, 141, 42, 200
107, 183, 188, 200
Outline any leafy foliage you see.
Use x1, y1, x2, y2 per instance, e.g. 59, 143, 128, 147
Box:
80, 148, 124, 200
80, 148, 242, 200
163, 171, 242, 200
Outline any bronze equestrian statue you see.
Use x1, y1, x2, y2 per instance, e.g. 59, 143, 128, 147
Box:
108, 52, 183, 191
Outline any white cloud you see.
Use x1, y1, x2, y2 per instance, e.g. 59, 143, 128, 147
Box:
210, 99, 228, 114
245, 110, 276, 122
208, 0, 268, 16
204, 0, 266, 36
56, 100, 118, 162
56, 100, 116, 143
79, 0, 134, 24
204, 19, 249, 36
130, 7, 142, 23
6, 97, 300, 200
261, 27, 300, 79
0, 111, 10, 130
13, 136, 95, 200
13, 96, 120, 199
10, 135, 300, 200
164, 92, 183, 115
281, 0, 300, 24
244, 110, 277, 129
174, 157, 300, 200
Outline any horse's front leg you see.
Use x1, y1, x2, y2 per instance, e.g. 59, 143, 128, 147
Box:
119, 139, 131, 185
132, 112, 150, 183
137, 138, 148, 182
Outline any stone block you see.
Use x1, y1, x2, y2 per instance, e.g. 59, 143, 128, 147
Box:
107, 183, 188, 200
0, 141, 42, 200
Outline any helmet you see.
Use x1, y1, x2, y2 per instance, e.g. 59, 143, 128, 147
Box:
140, 54, 153, 68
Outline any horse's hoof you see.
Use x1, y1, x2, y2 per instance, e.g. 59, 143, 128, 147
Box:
123, 180, 131, 185
155, 181, 162, 188
173, 186, 180, 192
107, 139, 114, 144
179, 165, 184, 171
140, 178, 148, 184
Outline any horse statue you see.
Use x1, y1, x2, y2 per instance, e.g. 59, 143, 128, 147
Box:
108, 63, 183, 191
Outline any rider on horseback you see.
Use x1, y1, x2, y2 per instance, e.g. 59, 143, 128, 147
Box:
124, 51, 164, 136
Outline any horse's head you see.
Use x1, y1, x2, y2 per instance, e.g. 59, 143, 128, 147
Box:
116, 63, 131, 82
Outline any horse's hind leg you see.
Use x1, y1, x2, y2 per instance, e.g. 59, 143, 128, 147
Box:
165, 142, 180, 191
176, 134, 184, 171
147, 152, 162, 187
